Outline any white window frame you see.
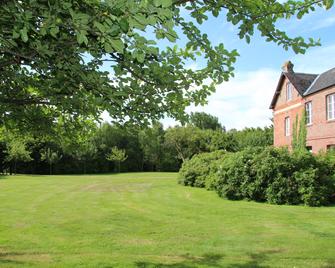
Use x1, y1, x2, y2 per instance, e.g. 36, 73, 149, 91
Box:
286, 82, 292, 101
305, 101, 312, 125
327, 94, 335, 120
327, 145, 335, 151
285, 117, 290, 136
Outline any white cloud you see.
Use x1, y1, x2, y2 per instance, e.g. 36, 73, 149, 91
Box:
311, 16, 335, 31
105, 42, 335, 130
293, 43, 335, 73
162, 68, 278, 130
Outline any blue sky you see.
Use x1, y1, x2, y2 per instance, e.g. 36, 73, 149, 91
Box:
103, 4, 335, 130
160, 5, 335, 130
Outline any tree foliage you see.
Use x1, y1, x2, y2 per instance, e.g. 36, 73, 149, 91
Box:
0, 120, 274, 174
189, 112, 224, 131
0, 0, 332, 131
138, 122, 165, 171
4, 136, 32, 174
106, 146, 128, 172
40, 148, 62, 175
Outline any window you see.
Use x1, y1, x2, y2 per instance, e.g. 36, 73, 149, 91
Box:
285, 117, 290, 136
327, 145, 335, 152
286, 82, 292, 101
305, 101, 312, 125
327, 94, 335, 120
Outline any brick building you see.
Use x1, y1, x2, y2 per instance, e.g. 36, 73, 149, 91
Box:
270, 61, 335, 152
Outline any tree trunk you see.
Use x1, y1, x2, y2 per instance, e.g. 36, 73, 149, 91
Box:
83, 161, 87, 174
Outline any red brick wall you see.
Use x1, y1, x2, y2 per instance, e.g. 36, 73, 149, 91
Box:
304, 86, 335, 152
273, 77, 304, 148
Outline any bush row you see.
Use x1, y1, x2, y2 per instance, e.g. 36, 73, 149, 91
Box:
178, 147, 335, 206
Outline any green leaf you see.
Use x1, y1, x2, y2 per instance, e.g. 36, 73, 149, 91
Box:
20, 27, 28, 42
161, 0, 172, 8
135, 51, 145, 63
12, 31, 20, 39
325, 0, 334, 9
104, 42, 113, 53
153, 0, 172, 7
111, 39, 124, 53
77, 31, 88, 45
50, 26, 59, 38
109, 24, 121, 36
212, 8, 219, 17
94, 21, 106, 33
245, 35, 250, 44
119, 18, 129, 33
153, 0, 161, 7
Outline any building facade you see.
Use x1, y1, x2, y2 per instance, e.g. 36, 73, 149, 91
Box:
270, 61, 335, 152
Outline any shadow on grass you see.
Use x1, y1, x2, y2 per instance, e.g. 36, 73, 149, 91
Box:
135, 250, 283, 268
136, 253, 224, 268
0, 252, 26, 265
226, 250, 282, 268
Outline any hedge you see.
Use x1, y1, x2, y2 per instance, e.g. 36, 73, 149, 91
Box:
178, 147, 335, 206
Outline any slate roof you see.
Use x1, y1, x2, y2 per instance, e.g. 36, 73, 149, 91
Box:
270, 66, 335, 109
284, 72, 318, 95
303, 67, 335, 96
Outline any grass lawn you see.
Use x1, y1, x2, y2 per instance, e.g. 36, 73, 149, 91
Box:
0, 173, 335, 267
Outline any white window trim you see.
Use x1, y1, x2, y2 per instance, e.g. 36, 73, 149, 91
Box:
305, 101, 312, 125
327, 94, 335, 121
286, 82, 292, 101
285, 117, 290, 136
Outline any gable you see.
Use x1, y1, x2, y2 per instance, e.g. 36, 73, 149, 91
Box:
270, 72, 317, 109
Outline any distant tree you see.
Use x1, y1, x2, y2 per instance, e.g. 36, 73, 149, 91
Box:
40, 148, 62, 175
164, 126, 211, 162
230, 126, 273, 150
75, 142, 97, 174
139, 122, 165, 171
189, 112, 225, 131
94, 123, 143, 172
106, 147, 128, 173
59, 120, 98, 173
210, 131, 239, 152
5, 138, 32, 174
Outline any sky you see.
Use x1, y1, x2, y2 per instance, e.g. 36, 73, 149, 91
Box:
104, 3, 335, 130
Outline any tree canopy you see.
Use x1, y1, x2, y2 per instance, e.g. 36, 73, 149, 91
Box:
0, 0, 332, 131
189, 112, 224, 131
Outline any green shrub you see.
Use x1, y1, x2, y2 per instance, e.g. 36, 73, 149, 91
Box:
178, 150, 226, 187
214, 147, 263, 200
266, 174, 300, 205
180, 146, 335, 206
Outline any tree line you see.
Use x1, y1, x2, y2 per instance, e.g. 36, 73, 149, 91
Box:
0, 113, 273, 175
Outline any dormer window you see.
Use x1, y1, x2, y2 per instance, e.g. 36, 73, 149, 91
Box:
286, 82, 292, 101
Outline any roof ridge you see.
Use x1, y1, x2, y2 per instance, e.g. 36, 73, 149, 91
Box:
303, 66, 335, 96
294, 72, 318, 76
321, 66, 335, 73
303, 74, 321, 96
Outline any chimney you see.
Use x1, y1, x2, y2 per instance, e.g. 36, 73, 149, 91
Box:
282, 61, 294, 73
